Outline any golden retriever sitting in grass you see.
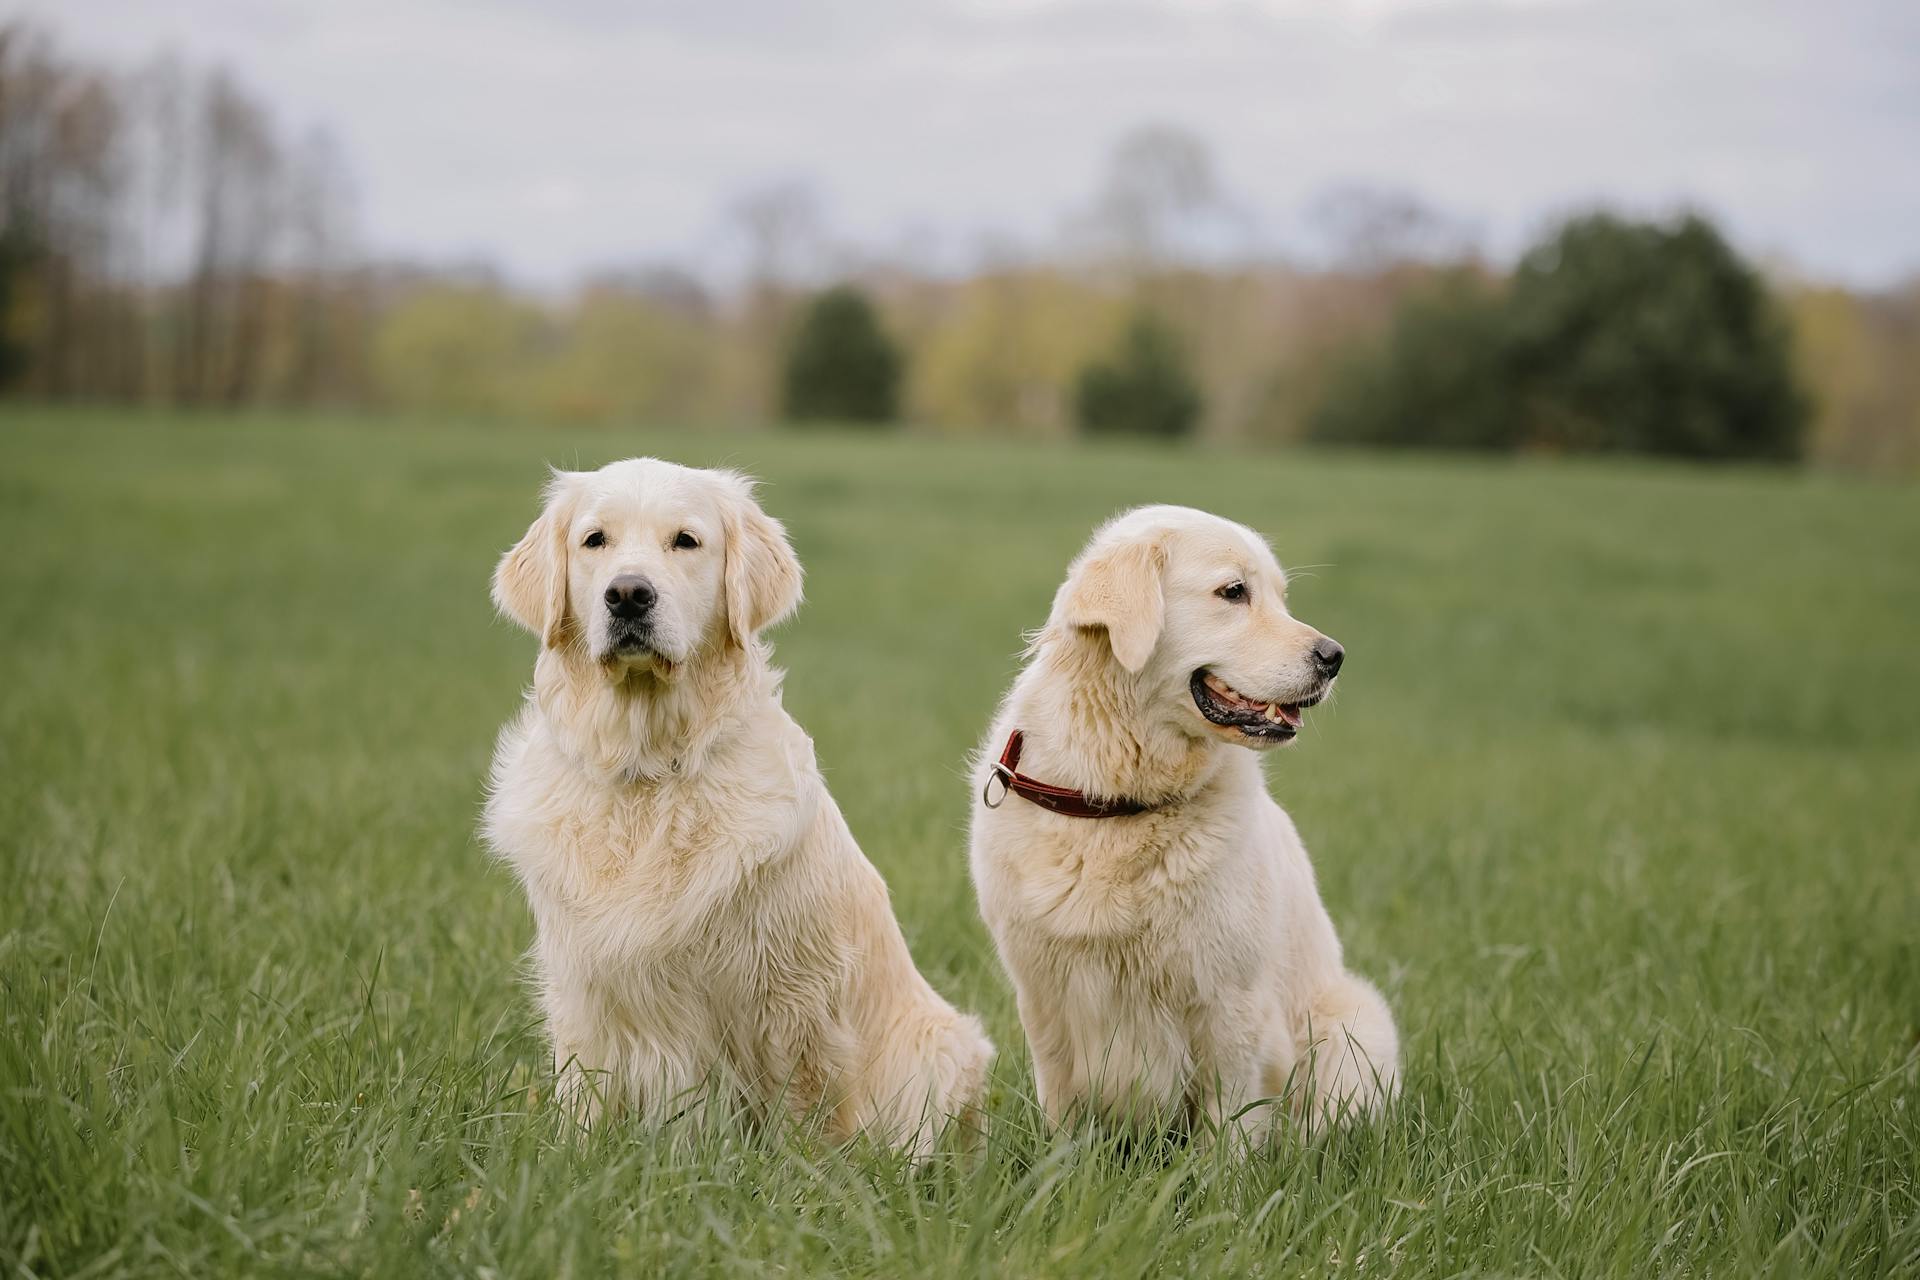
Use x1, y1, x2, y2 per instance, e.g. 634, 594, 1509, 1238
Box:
483, 459, 991, 1157
969, 505, 1397, 1139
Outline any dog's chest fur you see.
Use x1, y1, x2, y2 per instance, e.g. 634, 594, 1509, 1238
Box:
983, 764, 1271, 932
997, 809, 1235, 942
486, 701, 826, 969
974, 760, 1304, 1029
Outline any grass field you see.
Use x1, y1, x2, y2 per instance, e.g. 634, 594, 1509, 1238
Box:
2, 409, 1917, 1278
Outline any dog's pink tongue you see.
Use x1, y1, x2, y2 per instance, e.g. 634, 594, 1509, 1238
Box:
1276, 704, 1303, 728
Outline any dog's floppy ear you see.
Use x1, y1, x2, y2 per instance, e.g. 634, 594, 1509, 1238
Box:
1059, 537, 1166, 673
720, 474, 804, 647
492, 471, 580, 648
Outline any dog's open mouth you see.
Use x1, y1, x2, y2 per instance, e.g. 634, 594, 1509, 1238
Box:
1189, 669, 1321, 741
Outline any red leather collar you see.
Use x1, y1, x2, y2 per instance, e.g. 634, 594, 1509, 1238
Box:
982, 730, 1152, 819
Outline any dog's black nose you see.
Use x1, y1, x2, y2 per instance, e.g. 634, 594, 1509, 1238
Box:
604, 575, 657, 619
1312, 636, 1345, 677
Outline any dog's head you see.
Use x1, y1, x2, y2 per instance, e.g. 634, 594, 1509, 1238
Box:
492, 459, 803, 674
1052, 505, 1343, 749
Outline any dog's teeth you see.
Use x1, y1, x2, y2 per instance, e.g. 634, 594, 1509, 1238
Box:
1264, 704, 1281, 721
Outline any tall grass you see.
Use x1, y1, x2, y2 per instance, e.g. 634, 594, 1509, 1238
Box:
2, 410, 1916, 1276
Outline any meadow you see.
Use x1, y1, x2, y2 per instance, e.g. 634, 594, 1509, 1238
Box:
1, 409, 1916, 1278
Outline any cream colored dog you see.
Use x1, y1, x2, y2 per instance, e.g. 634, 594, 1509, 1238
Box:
483, 458, 991, 1156
969, 505, 1398, 1138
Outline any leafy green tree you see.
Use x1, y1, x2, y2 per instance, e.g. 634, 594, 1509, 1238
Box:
1505, 213, 1805, 458
1074, 311, 1202, 437
1311, 212, 1807, 460
781, 285, 901, 424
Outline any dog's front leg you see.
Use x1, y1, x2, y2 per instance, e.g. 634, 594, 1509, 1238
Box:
537, 944, 624, 1127
546, 1000, 619, 1128
752, 974, 860, 1144
1189, 993, 1272, 1146
768, 1026, 859, 1143
552, 1042, 611, 1126
1016, 987, 1089, 1128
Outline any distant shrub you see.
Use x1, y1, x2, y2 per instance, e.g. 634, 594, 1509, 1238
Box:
781, 286, 901, 424
911, 270, 1125, 434
1309, 271, 1515, 450
1074, 311, 1202, 438
1311, 212, 1808, 460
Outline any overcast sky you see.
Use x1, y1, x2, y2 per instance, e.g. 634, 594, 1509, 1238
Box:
30, 0, 1920, 287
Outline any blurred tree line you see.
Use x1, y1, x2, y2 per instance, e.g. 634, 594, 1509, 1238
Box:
5, 24, 1918, 473
0, 26, 370, 406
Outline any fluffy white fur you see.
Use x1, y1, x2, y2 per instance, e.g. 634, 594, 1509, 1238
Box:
483, 458, 991, 1157
969, 505, 1398, 1139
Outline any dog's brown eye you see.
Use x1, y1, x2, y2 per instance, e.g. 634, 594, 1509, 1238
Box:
582, 531, 606, 549
673, 530, 700, 550
1217, 581, 1248, 603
